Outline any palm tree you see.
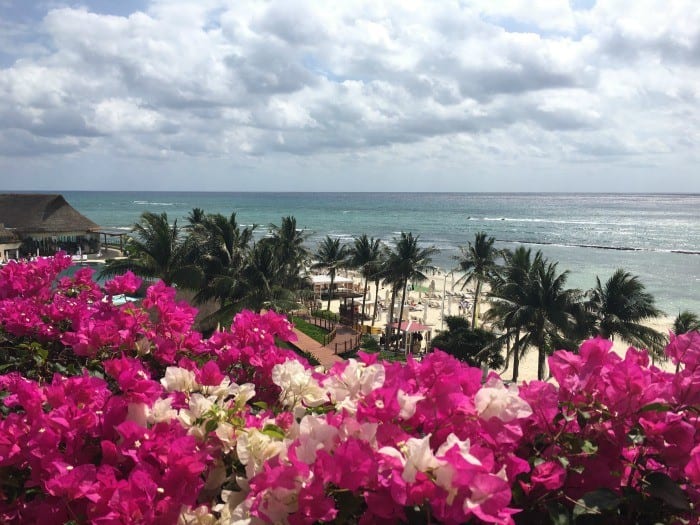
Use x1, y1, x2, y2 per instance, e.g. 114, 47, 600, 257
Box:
194, 212, 255, 308
384, 233, 437, 351
268, 216, 311, 289
100, 211, 202, 288
312, 236, 350, 311
348, 235, 383, 322
431, 316, 504, 369
488, 250, 581, 380
487, 247, 540, 381
455, 232, 500, 329
586, 269, 664, 354
673, 310, 700, 335
239, 242, 301, 313
371, 249, 388, 327
186, 207, 206, 229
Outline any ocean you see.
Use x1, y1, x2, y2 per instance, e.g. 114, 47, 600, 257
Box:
62, 191, 700, 315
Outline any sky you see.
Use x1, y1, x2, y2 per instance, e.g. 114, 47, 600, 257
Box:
0, 0, 699, 192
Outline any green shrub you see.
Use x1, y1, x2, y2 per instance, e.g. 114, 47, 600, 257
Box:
311, 310, 340, 322
291, 316, 329, 344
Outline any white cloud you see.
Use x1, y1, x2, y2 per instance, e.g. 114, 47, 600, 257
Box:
0, 0, 698, 190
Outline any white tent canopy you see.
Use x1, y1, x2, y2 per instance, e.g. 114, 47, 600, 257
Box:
311, 275, 354, 285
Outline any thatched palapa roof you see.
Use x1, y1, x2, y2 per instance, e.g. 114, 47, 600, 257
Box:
0, 224, 19, 243
0, 194, 99, 235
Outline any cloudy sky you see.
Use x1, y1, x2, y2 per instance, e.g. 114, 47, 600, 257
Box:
0, 0, 698, 192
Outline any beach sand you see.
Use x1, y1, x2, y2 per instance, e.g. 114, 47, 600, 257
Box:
339, 269, 675, 381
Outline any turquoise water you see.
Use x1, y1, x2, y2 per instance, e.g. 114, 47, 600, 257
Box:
62, 192, 700, 314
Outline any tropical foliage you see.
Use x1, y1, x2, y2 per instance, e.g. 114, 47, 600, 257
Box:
430, 315, 504, 369
101, 211, 202, 288
101, 211, 312, 324
312, 236, 350, 310
383, 232, 436, 350
586, 269, 665, 357
348, 234, 383, 321
488, 248, 583, 380
673, 310, 700, 335
1, 256, 699, 525
102, 211, 670, 379
455, 231, 500, 328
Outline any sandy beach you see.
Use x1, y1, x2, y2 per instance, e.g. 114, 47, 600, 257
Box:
335, 269, 676, 381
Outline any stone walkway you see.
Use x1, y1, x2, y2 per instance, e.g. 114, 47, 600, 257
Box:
291, 325, 361, 369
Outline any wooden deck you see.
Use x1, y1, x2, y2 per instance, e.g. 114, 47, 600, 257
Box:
291, 324, 362, 369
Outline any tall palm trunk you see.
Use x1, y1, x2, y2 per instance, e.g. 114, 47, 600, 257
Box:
371, 279, 380, 326
537, 349, 546, 381
327, 270, 335, 311
503, 333, 511, 372
536, 328, 546, 380
396, 280, 408, 350
512, 331, 521, 382
472, 279, 482, 329
385, 285, 398, 352
361, 276, 369, 321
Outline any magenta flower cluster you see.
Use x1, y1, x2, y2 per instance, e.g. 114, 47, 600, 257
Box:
0, 256, 698, 524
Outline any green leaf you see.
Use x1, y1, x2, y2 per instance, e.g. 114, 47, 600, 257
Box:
639, 402, 672, 413
251, 401, 268, 410
204, 419, 219, 433
546, 501, 571, 525
262, 423, 285, 440
580, 440, 598, 455
645, 472, 690, 512
576, 410, 591, 429
626, 426, 645, 446
573, 489, 620, 520
0, 362, 18, 372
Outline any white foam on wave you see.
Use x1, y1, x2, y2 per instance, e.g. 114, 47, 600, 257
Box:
133, 200, 177, 206
481, 217, 607, 225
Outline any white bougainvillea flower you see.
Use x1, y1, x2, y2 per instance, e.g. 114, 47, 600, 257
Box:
161, 366, 198, 392
397, 389, 425, 419
295, 414, 339, 464
474, 377, 533, 422
236, 428, 287, 478
323, 359, 385, 413
272, 359, 326, 412
149, 397, 177, 424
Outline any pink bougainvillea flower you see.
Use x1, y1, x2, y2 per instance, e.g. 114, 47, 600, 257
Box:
104, 271, 142, 296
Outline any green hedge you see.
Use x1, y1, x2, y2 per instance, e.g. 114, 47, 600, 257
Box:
311, 310, 340, 322
291, 316, 329, 344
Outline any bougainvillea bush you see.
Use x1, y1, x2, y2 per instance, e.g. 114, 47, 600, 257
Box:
0, 255, 698, 524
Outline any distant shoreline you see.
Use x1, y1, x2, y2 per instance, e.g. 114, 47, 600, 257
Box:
5, 190, 700, 196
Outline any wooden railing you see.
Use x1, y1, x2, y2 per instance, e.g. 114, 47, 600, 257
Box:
307, 314, 334, 332
323, 328, 337, 347
297, 313, 338, 346
334, 333, 363, 355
